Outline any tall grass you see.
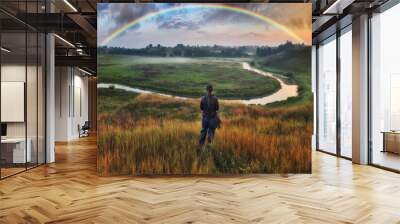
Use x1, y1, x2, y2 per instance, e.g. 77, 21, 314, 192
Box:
98, 94, 312, 175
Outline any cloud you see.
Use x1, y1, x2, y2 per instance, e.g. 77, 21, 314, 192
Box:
158, 19, 200, 30
108, 4, 158, 28
185, 3, 311, 37
157, 13, 205, 31
199, 3, 289, 26
152, 3, 268, 32
97, 3, 109, 11
201, 6, 256, 25
238, 32, 268, 39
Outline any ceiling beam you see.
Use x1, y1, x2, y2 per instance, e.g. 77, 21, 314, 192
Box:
55, 55, 96, 74
67, 13, 97, 46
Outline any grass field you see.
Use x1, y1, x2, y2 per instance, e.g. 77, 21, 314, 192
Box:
97, 88, 139, 113
98, 88, 312, 175
98, 55, 281, 99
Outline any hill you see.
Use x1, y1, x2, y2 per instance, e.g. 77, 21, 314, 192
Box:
253, 43, 312, 107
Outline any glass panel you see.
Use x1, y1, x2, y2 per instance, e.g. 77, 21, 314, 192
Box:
0, 1, 46, 178
0, 7, 2, 179
339, 28, 352, 158
1, 31, 27, 177
38, 33, 45, 165
27, 31, 38, 169
26, 0, 40, 169
317, 36, 337, 154
312, 46, 317, 151
371, 4, 400, 171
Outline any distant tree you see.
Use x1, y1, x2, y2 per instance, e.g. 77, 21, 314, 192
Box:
98, 42, 308, 59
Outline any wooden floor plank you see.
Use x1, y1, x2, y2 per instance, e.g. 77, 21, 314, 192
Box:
0, 135, 399, 223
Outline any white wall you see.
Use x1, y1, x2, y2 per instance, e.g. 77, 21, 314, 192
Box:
72, 73, 89, 138
55, 66, 70, 141
55, 67, 89, 141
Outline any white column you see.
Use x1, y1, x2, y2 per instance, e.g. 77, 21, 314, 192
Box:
46, 32, 55, 163
352, 14, 369, 164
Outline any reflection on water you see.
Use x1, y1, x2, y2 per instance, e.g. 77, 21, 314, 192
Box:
238, 62, 298, 105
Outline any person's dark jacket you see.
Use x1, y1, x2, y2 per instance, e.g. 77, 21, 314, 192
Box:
200, 95, 219, 118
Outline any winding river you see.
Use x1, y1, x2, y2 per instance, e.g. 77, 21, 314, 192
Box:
98, 62, 298, 105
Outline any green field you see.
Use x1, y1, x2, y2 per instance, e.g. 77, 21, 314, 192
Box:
98, 55, 281, 99
98, 88, 139, 113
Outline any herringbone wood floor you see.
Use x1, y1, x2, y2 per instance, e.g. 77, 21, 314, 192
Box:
1, 135, 400, 224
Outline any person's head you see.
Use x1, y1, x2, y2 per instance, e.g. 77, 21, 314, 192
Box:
206, 84, 213, 96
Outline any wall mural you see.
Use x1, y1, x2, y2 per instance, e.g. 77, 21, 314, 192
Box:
97, 3, 312, 175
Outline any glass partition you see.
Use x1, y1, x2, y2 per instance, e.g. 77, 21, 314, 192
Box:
317, 36, 337, 154
27, 31, 38, 169
339, 27, 352, 158
0, 1, 46, 179
370, 3, 400, 171
1, 31, 28, 177
38, 32, 45, 165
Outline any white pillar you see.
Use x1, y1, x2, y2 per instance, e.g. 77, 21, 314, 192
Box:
352, 14, 369, 164
46, 32, 55, 163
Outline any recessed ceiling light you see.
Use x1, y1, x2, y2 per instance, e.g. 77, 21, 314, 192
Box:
63, 0, 78, 12
54, 34, 75, 48
1, 47, 11, 53
322, 0, 355, 15
78, 67, 92, 76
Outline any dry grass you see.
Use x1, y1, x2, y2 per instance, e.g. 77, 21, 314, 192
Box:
98, 94, 312, 175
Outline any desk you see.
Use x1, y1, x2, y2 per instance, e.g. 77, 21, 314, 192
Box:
1, 138, 31, 164
382, 131, 400, 154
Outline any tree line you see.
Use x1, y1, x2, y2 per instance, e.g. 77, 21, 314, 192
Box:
98, 42, 308, 58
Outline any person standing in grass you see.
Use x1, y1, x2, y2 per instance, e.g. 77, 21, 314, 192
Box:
199, 84, 219, 146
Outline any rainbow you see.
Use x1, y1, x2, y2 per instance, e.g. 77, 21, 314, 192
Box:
100, 3, 304, 46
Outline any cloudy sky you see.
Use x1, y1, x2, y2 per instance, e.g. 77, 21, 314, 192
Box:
97, 3, 311, 48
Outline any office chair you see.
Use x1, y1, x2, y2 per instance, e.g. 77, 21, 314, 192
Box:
79, 121, 90, 138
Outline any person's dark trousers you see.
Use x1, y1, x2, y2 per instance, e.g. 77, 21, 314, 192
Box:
199, 115, 217, 145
